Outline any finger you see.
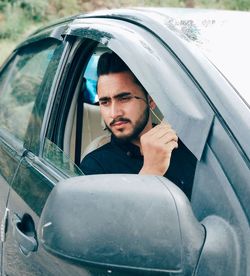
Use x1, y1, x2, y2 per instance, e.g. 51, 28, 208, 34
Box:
157, 129, 177, 140
165, 140, 179, 153
157, 121, 172, 130
146, 123, 173, 138
158, 120, 170, 126
154, 129, 178, 143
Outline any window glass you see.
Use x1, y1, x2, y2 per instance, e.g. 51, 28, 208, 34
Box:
0, 42, 57, 141
43, 138, 83, 177
83, 52, 100, 104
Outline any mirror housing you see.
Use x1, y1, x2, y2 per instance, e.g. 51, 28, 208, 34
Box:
38, 175, 204, 274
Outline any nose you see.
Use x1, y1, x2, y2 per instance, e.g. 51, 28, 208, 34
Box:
110, 101, 123, 119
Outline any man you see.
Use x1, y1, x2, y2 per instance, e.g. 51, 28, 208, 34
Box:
80, 52, 196, 198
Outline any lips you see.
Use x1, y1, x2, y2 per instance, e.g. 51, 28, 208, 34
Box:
112, 121, 128, 127
110, 118, 130, 127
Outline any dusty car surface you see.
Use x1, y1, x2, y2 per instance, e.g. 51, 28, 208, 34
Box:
0, 7, 249, 276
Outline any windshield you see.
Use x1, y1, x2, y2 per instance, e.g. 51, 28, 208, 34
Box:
166, 9, 250, 106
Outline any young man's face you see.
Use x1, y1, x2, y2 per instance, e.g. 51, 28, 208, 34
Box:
97, 71, 153, 143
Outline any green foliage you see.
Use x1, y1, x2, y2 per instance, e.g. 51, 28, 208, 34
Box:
51, 0, 80, 17
0, 0, 17, 11
0, 2, 6, 12
0, 0, 49, 39
0, 6, 29, 39
144, 0, 181, 7
199, 0, 250, 10
20, 0, 49, 21
127, 0, 181, 6
222, 0, 250, 10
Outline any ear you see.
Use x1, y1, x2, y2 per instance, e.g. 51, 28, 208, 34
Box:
148, 95, 156, 110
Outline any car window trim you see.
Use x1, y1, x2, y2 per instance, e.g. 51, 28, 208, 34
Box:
15, 24, 67, 51
0, 128, 27, 158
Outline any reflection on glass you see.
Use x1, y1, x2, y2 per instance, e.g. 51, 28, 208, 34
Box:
43, 138, 83, 177
0, 44, 57, 141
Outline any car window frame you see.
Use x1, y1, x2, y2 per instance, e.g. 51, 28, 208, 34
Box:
64, 17, 214, 161
41, 37, 98, 169
20, 39, 67, 154
6, 39, 86, 186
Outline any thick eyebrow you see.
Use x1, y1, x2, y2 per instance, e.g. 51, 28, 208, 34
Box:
114, 92, 132, 99
98, 96, 110, 102
99, 92, 132, 102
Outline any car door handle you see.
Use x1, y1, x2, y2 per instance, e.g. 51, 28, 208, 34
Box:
12, 213, 38, 256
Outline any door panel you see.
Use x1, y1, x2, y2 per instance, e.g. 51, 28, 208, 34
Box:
191, 118, 250, 275
0, 127, 25, 275
0, 36, 70, 274
0, 133, 23, 184
3, 156, 88, 275
0, 175, 10, 273
0, 176, 9, 227
2, 32, 89, 273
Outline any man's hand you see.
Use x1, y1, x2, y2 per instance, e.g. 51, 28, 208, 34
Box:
139, 122, 178, 176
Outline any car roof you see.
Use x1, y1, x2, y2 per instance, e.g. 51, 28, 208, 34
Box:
26, 7, 248, 41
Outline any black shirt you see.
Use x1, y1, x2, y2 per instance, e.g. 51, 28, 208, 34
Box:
80, 135, 197, 199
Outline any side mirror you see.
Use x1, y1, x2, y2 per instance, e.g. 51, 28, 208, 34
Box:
38, 175, 204, 274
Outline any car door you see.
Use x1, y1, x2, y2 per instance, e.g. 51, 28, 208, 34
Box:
0, 36, 62, 275
57, 15, 249, 275
0, 33, 87, 275
2, 16, 214, 274
38, 16, 214, 274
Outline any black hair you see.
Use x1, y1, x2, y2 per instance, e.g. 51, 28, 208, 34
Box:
97, 52, 129, 77
97, 52, 148, 97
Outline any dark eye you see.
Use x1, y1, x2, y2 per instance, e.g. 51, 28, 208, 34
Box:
119, 95, 133, 102
99, 100, 110, 106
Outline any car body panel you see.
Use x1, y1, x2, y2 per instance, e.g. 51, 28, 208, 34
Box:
192, 117, 250, 275
0, 36, 72, 275
0, 176, 10, 271
3, 152, 86, 275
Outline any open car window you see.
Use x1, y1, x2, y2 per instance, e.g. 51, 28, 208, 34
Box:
66, 44, 165, 163
67, 18, 214, 161
43, 19, 214, 198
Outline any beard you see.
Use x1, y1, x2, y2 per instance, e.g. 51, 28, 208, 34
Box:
105, 105, 150, 143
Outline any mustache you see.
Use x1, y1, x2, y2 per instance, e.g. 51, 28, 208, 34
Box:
110, 117, 131, 127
